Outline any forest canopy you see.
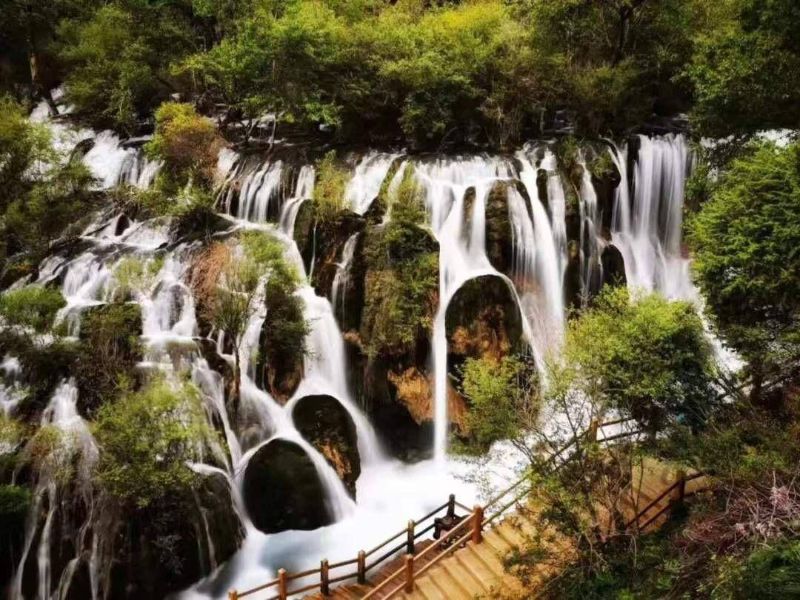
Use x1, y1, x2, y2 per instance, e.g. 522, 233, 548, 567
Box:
3, 0, 798, 147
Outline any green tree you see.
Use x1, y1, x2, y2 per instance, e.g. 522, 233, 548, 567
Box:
689, 142, 800, 396
686, 0, 800, 137
93, 379, 212, 508
0, 286, 65, 333
563, 287, 716, 433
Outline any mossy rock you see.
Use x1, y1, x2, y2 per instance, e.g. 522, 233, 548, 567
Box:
75, 302, 143, 417
293, 394, 361, 497
564, 239, 583, 311
102, 475, 243, 600
256, 287, 306, 404
588, 146, 622, 236
243, 439, 332, 533
445, 274, 523, 362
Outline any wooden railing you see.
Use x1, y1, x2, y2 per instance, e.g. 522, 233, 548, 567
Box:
228, 418, 641, 600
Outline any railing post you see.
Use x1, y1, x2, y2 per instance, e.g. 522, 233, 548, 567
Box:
228, 592, 238, 600
320, 559, 330, 596
588, 419, 599, 442
404, 554, 415, 593
357, 550, 367, 584
447, 493, 456, 518
406, 519, 416, 554
672, 470, 687, 505
471, 505, 484, 544
277, 568, 287, 600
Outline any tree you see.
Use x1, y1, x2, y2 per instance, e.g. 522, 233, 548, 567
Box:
689, 142, 800, 398
93, 379, 212, 509
0, 285, 65, 333
686, 0, 800, 137
563, 287, 716, 434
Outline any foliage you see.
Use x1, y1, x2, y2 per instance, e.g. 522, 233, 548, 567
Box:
459, 355, 538, 453
0, 415, 26, 475
75, 303, 142, 416
563, 287, 716, 433
312, 151, 349, 224
685, 0, 800, 137
112, 256, 163, 302
0, 286, 65, 333
362, 169, 437, 357
688, 142, 800, 387
146, 102, 221, 190
93, 379, 211, 508
0, 484, 31, 520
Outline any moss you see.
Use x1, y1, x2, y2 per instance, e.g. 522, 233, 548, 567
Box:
361, 167, 438, 359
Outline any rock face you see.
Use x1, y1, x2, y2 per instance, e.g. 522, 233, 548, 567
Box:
243, 439, 332, 533
446, 275, 524, 362
293, 394, 361, 497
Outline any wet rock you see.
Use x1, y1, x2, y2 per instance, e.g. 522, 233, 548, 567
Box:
445, 275, 524, 362
243, 439, 332, 534
601, 244, 627, 288
293, 394, 361, 497
484, 181, 513, 276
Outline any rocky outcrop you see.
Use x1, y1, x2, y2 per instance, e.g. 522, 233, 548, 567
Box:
243, 439, 332, 533
293, 394, 361, 497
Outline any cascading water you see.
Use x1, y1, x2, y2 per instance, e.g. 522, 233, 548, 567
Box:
9, 102, 711, 597
609, 134, 693, 299
577, 152, 604, 305
330, 232, 359, 322
345, 152, 403, 215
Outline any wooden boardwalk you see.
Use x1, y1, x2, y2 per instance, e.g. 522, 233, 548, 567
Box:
228, 421, 708, 600
312, 461, 706, 600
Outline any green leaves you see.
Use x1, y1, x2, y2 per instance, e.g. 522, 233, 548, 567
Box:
689, 142, 800, 371
0, 286, 65, 333
562, 287, 715, 433
93, 379, 212, 508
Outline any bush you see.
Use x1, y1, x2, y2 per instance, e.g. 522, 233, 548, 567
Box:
563, 287, 716, 433
459, 355, 538, 452
93, 380, 212, 508
112, 256, 163, 301
76, 303, 142, 416
312, 151, 349, 224
0, 286, 65, 333
146, 102, 222, 189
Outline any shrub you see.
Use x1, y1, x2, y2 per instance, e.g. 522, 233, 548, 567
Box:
146, 102, 222, 189
112, 256, 163, 301
563, 287, 716, 433
312, 151, 349, 224
76, 303, 142, 416
0, 286, 65, 333
459, 355, 538, 452
93, 379, 212, 508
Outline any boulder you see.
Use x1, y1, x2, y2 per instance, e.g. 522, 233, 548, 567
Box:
601, 244, 627, 288
243, 439, 332, 533
293, 395, 361, 497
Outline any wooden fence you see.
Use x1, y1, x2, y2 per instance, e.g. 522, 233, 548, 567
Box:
228, 418, 704, 600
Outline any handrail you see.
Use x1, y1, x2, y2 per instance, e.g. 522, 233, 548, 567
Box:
624, 471, 706, 531
229, 418, 640, 600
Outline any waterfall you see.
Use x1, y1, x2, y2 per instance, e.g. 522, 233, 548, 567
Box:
279, 165, 316, 235
345, 152, 402, 215
236, 161, 283, 222
411, 157, 516, 460
331, 233, 359, 322
609, 134, 693, 299
13, 380, 98, 600
515, 147, 567, 361
577, 152, 604, 305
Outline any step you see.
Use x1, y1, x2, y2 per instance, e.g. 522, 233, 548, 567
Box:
428, 564, 471, 600
454, 549, 493, 589
443, 555, 486, 594
471, 542, 507, 576
414, 574, 448, 600
482, 530, 513, 557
